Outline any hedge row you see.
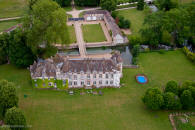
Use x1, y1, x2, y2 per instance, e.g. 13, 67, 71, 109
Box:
183, 46, 195, 63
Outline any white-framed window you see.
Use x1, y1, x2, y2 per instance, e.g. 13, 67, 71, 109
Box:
87, 81, 90, 85
106, 74, 109, 79
111, 74, 114, 78
93, 81, 96, 85
99, 81, 102, 85
74, 81, 77, 85
74, 75, 77, 80
106, 81, 109, 84
81, 81, 84, 85
99, 74, 102, 78
110, 81, 113, 85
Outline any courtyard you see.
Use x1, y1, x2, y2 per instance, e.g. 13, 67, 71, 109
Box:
0, 50, 194, 130
82, 24, 107, 43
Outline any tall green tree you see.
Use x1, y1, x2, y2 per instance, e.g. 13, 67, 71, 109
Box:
165, 8, 189, 46
5, 107, 27, 130
156, 0, 178, 11
137, 0, 144, 10
23, 0, 70, 58
8, 30, 36, 68
180, 90, 194, 109
100, 0, 117, 12
164, 80, 179, 95
163, 92, 182, 110
142, 88, 164, 110
53, 0, 72, 7
75, 0, 100, 6
141, 11, 166, 47
0, 80, 18, 116
0, 33, 9, 65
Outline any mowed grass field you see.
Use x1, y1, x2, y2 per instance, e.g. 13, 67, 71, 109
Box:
0, 0, 27, 18
117, 8, 145, 34
82, 24, 107, 43
68, 26, 77, 44
0, 50, 195, 130
0, 20, 20, 32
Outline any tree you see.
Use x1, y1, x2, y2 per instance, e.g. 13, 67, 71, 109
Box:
165, 8, 189, 46
180, 80, 195, 95
53, 0, 72, 7
23, 0, 70, 58
8, 30, 36, 68
141, 11, 166, 48
142, 88, 164, 110
132, 44, 140, 57
161, 30, 172, 45
180, 90, 194, 109
0, 33, 9, 65
0, 80, 18, 116
100, 0, 117, 12
137, 0, 144, 10
164, 80, 179, 95
156, 0, 178, 11
129, 35, 142, 46
163, 92, 182, 110
5, 107, 27, 130
75, 0, 100, 6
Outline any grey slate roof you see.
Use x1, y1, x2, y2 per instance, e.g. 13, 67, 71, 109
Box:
30, 52, 122, 78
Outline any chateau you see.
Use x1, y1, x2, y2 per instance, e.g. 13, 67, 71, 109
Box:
30, 52, 123, 88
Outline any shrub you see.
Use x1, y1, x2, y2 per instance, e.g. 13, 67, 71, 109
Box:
165, 80, 179, 95
129, 34, 142, 46
183, 46, 195, 63
180, 90, 194, 109
142, 88, 164, 110
5, 107, 27, 130
137, 0, 144, 10
132, 57, 138, 65
180, 80, 195, 95
163, 92, 182, 110
0, 80, 18, 116
132, 44, 140, 57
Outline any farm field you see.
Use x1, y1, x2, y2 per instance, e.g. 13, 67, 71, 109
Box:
82, 24, 107, 43
0, 50, 195, 130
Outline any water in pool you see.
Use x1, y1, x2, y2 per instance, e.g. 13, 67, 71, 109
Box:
137, 76, 147, 83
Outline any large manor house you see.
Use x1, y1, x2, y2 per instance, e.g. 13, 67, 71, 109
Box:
30, 52, 123, 88
30, 9, 126, 89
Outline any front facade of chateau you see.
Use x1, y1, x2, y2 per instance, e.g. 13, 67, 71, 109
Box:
30, 52, 123, 88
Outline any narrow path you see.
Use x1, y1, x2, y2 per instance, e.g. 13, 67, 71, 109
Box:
74, 22, 86, 57
0, 17, 21, 22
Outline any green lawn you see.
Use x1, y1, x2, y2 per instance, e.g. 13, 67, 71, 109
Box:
82, 24, 107, 43
0, 20, 20, 32
68, 25, 77, 44
117, 8, 145, 34
0, 50, 195, 130
0, 0, 27, 18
